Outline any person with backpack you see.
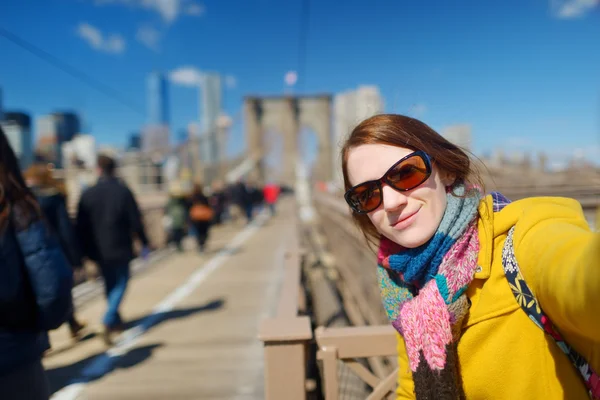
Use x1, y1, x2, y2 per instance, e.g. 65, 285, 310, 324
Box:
188, 183, 213, 253
164, 181, 189, 252
341, 114, 599, 399
0, 126, 74, 399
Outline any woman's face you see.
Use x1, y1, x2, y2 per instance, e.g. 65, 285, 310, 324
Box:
346, 144, 452, 248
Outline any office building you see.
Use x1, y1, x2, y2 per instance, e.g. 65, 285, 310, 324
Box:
37, 115, 62, 167
148, 71, 169, 126
35, 112, 82, 167
332, 85, 384, 186
53, 112, 81, 142
141, 124, 169, 154
1, 112, 33, 169
128, 132, 142, 151
201, 72, 222, 165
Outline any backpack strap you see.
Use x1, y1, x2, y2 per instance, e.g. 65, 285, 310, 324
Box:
502, 226, 600, 399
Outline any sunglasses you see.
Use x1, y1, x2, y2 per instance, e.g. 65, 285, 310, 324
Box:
344, 150, 432, 214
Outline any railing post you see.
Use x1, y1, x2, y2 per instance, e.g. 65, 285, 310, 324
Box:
259, 317, 313, 400
319, 345, 340, 400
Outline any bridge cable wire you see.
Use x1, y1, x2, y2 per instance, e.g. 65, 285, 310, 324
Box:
0, 26, 145, 116
297, 0, 311, 93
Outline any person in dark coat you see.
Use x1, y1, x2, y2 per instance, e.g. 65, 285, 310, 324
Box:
76, 154, 151, 345
24, 164, 87, 339
208, 181, 228, 225
231, 180, 253, 223
188, 183, 212, 252
0, 126, 73, 400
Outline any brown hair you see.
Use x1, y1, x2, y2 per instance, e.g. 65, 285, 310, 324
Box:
97, 154, 117, 176
0, 126, 41, 232
341, 114, 483, 247
23, 163, 68, 201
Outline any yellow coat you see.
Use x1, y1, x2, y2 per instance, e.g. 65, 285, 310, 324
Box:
396, 196, 600, 399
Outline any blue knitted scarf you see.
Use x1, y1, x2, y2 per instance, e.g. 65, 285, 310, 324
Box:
386, 185, 481, 288
377, 184, 482, 399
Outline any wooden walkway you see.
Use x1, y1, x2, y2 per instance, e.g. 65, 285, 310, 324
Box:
45, 199, 296, 400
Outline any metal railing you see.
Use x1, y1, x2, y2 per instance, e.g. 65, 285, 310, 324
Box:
258, 211, 313, 400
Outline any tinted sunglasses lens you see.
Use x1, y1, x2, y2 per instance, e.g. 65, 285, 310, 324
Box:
347, 183, 381, 212
387, 154, 429, 190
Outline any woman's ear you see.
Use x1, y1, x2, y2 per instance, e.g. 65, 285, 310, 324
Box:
440, 171, 456, 188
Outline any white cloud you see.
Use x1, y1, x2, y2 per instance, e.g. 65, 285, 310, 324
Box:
153, 0, 180, 23
170, 67, 237, 89
136, 25, 161, 51
185, 2, 205, 16
93, 0, 204, 23
225, 75, 237, 89
76, 23, 126, 54
170, 66, 204, 86
408, 103, 427, 118
551, 0, 599, 18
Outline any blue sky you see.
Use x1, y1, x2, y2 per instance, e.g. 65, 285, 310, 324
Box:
0, 0, 599, 167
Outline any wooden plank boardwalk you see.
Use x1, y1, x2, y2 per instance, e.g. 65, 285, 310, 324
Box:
45, 199, 296, 400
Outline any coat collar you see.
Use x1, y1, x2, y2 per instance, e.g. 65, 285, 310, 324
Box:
475, 195, 495, 280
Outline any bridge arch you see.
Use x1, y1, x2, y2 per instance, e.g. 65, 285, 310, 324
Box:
244, 94, 332, 187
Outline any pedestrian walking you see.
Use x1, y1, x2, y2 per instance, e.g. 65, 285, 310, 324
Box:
76, 154, 151, 345
188, 183, 213, 253
24, 163, 87, 340
0, 126, 73, 400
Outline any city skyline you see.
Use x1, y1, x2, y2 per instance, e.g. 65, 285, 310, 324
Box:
0, 0, 599, 169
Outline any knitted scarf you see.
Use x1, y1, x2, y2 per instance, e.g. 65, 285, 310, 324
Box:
377, 185, 481, 399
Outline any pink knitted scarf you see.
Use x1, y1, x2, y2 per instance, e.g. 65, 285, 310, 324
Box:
377, 204, 480, 399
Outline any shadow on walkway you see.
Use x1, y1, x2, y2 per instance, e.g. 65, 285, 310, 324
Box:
123, 297, 226, 330
46, 298, 226, 394
46, 343, 163, 394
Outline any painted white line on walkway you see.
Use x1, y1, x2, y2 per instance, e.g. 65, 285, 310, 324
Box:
51, 212, 269, 400
233, 237, 288, 400
52, 384, 87, 400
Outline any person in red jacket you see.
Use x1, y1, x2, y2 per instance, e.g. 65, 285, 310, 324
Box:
262, 183, 280, 216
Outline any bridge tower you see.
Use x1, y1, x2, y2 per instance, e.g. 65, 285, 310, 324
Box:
244, 94, 333, 187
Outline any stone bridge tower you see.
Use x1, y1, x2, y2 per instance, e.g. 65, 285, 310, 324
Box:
244, 94, 332, 187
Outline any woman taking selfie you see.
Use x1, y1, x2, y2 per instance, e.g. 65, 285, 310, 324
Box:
341, 114, 599, 399
0, 126, 73, 399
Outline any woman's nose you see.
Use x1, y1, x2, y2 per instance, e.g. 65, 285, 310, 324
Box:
382, 184, 408, 212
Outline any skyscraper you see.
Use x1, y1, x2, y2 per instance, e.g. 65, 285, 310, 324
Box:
127, 132, 141, 151
148, 71, 169, 126
332, 85, 384, 186
201, 73, 222, 165
141, 125, 169, 154
36, 115, 61, 167
2, 112, 33, 169
53, 112, 81, 142
35, 112, 81, 167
